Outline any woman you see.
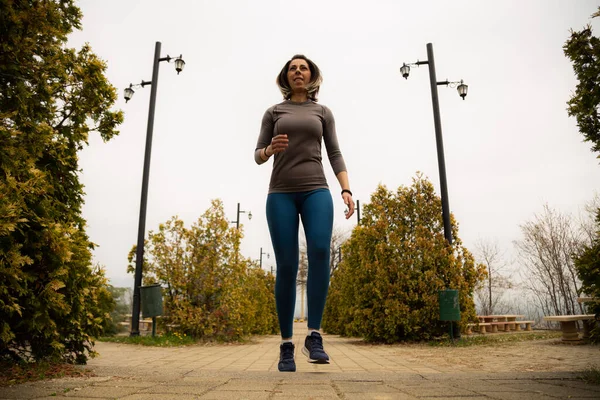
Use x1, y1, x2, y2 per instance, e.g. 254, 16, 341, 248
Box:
254, 54, 354, 372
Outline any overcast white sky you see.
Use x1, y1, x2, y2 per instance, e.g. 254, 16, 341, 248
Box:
69, 0, 600, 288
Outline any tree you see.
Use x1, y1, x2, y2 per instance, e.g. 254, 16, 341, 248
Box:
564, 6, 600, 157
127, 200, 278, 340
323, 174, 485, 342
473, 239, 512, 316
0, 0, 123, 363
515, 205, 587, 317
574, 207, 600, 342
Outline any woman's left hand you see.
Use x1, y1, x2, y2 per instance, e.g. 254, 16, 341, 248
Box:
343, 192, 355, 219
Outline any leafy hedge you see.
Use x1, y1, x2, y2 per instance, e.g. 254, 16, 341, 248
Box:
323, 175, 485, 342
127, 200, 278, 341
1, 0, 122, 363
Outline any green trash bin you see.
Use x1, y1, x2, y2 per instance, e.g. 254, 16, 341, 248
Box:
140, 284, 163, 318
439, 289, 460, 321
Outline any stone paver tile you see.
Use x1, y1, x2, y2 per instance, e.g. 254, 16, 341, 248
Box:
121, 395, 198, 400
199, 391, 272, 400
63, 385, 140, 397
449, 380, 529, 392
410, 368, 442, 374
495, 382, 600, 398
419, 397, 489, 400
180, 377, 230, 386
92, 379, 161, 388
344, 394, 418, 400
22, 398, 77, 400
219, 379, 278, 391
95, 372, 183, 383
272, 396, 339, 400
334, 381, 401, 393
137, 383, 216, 395
384, 378, 428, 387
480, 392, 566, 400
536, 379, 600, 392
273, 383, 337, 396
393, 384, 478, 398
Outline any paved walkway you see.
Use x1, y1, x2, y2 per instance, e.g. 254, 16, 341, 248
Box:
2, 324, 599, 399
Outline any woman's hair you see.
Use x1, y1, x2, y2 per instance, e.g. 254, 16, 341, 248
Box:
276, 54, 322, 101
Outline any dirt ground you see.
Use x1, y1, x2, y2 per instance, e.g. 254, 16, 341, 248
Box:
360, 336, 600, 373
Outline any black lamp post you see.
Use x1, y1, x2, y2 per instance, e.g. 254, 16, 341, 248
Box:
259, 247, 270, 270
401, 43, 468, 246
230, 202, 252, 230
356, 200, 361, 225
127, 41, 185, 337
402, 43, 467, 339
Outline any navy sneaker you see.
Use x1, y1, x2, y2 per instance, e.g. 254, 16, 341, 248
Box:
302, 332, 330, 364
278, 342, 296, 372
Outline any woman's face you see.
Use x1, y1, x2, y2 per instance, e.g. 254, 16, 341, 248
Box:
287, 59, 312, 92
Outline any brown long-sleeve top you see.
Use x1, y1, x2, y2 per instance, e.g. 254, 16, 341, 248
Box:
255, 100, 347, 193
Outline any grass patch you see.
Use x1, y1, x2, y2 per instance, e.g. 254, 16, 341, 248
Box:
579, 365, 600, 385
0, 361, 94, 387
98, 332, 196, 347
428, 330, 563, 347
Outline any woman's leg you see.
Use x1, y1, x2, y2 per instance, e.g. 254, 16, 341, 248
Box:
299, 189, 334, 331
266, 193, 300, 339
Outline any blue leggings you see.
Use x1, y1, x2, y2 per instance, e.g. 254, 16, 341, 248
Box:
266, 189, 334, 339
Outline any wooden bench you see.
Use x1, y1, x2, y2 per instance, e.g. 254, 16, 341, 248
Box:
543, 314, 597, 341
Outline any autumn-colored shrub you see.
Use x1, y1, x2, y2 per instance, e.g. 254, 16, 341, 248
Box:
127, 200, 278, 341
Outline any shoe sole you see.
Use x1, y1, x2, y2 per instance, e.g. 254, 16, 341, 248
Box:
278, 364, 296, 372
302, 346, 330, 364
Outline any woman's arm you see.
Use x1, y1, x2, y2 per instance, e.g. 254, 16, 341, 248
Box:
323, 105, 354, 219
255, 107, 289, 164
336, 171, 355, 219
255, 109, 274, 165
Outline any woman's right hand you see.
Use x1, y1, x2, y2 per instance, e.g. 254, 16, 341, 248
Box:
268, 134, 289, 155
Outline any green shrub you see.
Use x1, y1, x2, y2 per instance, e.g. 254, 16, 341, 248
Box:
0, 0, 123, 363
323, 174, 485, 342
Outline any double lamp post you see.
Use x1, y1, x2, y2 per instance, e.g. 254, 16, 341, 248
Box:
401, 43, 468, 338
125, 42, 185, 337
400, 43, 467, 246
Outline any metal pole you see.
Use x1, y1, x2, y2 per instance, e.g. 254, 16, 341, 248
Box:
131, 41, 162, 337
357, 200, 360, 225
426, 43, 460, 339
236, 202, 240, 230
426, 43, 453, 245
260, 247, 263, 269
